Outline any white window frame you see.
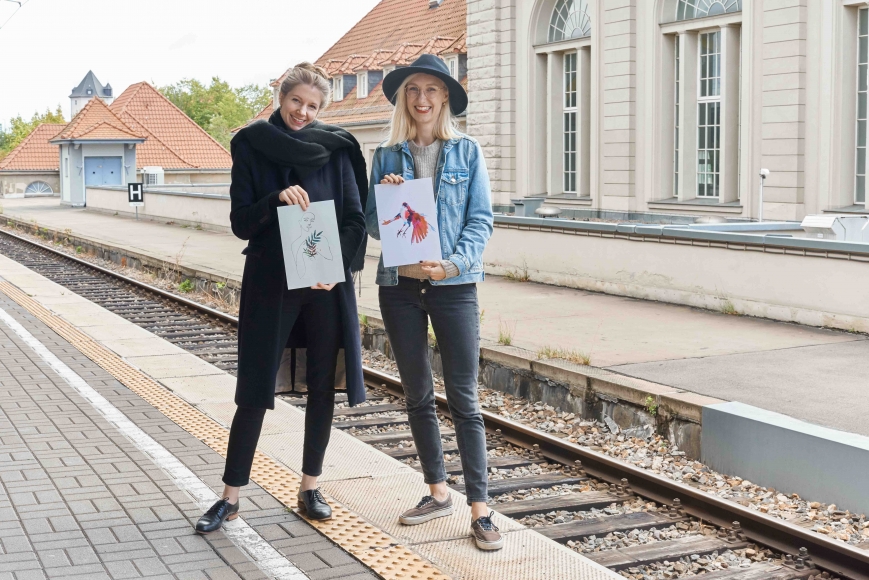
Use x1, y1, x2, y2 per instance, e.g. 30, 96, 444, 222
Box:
674, 38, 681, 197
446, 56, 459, 79
357, 72, 369, 99
563, 51, 578, 194
382, 65, 396, 76
696, 29, 722, 198
856, 6, 868, 205
333, 76, 344, 102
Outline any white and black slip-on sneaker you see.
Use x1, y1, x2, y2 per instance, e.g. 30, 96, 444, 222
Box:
399, 495, 454, 525
471, 512, 503, 551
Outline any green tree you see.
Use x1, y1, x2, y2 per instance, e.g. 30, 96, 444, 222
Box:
159, 77, 271, 149
0, 105, 65, 160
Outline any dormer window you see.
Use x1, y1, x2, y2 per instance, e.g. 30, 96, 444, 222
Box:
357, 72, 369, 99
383, 65, 396, 76
87, 89, 92, 95
333, 76, 344, 101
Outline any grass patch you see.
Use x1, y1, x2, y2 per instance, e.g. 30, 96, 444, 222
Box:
359, 313, 369, 329
721, 300, 738, 315
498, 320, 515, 346
178, 279, 194, 293
504, 259, 531, 282
644, 396, 658, 417
75, 246, 83, 254
537, 345, 591, 366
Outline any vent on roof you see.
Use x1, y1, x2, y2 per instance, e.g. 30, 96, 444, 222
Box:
429, 0, 444, 8
143, 167, 164, 186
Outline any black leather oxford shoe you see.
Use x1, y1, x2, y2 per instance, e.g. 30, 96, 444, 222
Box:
297, 488, 332, 521
195, 497, 239, 534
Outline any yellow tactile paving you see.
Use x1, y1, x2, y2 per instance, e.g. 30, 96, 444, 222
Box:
0, 280, 453, 580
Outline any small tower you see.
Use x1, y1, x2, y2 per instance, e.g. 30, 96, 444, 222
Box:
69, 71, 114, 117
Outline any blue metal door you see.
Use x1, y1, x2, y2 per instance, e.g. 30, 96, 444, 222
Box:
84, 157, 123, 186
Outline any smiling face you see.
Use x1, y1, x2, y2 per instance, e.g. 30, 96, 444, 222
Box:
300, 213, 315, 231
280, 84, 324, 131
403, 73, 449, 131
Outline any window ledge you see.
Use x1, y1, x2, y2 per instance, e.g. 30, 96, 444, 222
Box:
547, 194, 593, 206
648, 198, 744, 213
823, 205, 869, 215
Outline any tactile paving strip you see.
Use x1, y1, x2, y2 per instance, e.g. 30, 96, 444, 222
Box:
0, 281, 453, 580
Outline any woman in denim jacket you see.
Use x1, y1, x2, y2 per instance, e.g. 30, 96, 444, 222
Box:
365, 54, 500, 551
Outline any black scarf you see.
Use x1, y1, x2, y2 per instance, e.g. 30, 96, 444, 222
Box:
231, 109, 370, 272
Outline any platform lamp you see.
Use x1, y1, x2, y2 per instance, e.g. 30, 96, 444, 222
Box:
758, 168, 770, 222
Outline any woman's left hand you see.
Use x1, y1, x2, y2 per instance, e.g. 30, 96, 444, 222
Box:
419, 261, 446, 281
311, 282, 337, 291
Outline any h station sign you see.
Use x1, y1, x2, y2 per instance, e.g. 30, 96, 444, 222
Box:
128, 182, 144, 207
128, 182, 144, 220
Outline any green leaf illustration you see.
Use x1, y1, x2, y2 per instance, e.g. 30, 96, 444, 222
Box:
303, 231, 322, 257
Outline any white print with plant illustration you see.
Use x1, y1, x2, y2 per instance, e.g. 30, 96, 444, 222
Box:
277, 202, 345, 290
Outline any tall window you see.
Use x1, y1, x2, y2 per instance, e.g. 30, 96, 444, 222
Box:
674, 39, 681, 197
563, 52, 578, 193
697, 31, 721, 197
549, 0, 591, 42
676, 0, 741, 21
857, 7, 868, 204
333, 77, 344, 102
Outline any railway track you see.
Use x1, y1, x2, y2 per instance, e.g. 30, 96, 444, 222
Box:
1, 228, 866, 580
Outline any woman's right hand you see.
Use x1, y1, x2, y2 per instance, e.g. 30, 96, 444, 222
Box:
279, 185, 310, 210
380, 174, 405, 185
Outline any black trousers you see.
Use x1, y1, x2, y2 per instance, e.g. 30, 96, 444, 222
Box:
222, 288, 342, 487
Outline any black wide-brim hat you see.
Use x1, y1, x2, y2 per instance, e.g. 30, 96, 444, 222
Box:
382, 53, 468, 116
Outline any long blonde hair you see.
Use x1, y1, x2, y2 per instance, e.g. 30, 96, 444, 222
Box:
280, 62, 332, 109
384, 74, 459, 146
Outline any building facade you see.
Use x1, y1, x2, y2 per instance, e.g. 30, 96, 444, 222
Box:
469, 0, 869, 220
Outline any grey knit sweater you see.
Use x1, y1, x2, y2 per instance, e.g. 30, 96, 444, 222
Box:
397, 140, 459, 280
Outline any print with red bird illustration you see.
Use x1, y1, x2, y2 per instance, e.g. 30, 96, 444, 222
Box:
381, 202, 436, 244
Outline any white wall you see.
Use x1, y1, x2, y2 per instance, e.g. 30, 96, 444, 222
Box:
86, 187, 232, 232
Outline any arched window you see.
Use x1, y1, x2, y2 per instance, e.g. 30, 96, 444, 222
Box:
676, 0, 741, 21
549, 0, 591, 43
25, 181, 53, 194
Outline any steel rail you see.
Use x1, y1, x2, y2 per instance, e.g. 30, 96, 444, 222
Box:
366, 366, 869, 580
5, 228, 868, 579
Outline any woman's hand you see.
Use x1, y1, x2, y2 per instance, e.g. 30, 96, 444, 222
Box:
420, 261, 446, 281
279, 185, 310, 210
380, 174, 405, 185
311, 282, 336, 291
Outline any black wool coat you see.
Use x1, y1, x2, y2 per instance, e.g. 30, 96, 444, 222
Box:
229, 131, 367, 410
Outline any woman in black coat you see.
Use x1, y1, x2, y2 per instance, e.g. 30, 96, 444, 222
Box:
195, 63, 368, 533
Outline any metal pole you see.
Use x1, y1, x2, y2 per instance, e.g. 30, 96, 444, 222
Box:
135, 207, 138, 221
758, 169, 769, 223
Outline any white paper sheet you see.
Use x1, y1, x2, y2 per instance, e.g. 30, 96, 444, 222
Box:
374, 178, 442, 267
277, 201, 346, 290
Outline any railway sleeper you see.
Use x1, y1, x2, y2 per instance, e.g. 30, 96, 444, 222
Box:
333, 403, 406, 417
689, 562, 817, 580
586, 534, 748, 570
538, 511, 688, 543
495, 490, 625, 518
384, 439, 499, 459
356, 429, 454, 445
332, 415, 409, 429
452, 473, 589, 496
437, 455, 543, 475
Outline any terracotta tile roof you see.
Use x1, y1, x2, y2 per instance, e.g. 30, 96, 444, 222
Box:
51, 97, 145, 142
353, 50, 395, 72
316, 0, 466, 64
439, 32, 466, 55
110, 82, 232, 170
0, 124, 65, 171
231, 102, 274, 134
378, 42, 425, 67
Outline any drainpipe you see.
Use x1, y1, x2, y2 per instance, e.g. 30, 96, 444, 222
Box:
758, 168, 769, 222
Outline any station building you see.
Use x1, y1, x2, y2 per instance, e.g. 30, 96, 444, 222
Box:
467, 0, 869, 220
0, 71, 232, 204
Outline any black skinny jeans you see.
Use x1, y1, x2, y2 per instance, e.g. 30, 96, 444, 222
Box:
222, 288, 342, 487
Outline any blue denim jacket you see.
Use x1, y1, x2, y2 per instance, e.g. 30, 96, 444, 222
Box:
365, 133, 494, 286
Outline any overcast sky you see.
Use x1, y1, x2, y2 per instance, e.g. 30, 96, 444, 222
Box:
0, 0, 381, 127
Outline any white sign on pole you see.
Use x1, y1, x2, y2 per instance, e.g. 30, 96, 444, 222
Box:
277, 201, 347, 291
374, 178, 441, 267
128, 182, 144, 207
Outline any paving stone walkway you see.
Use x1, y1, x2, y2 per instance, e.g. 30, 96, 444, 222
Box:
0, 293, 375, 580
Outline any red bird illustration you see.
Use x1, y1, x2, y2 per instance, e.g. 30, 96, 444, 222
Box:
382, 202, 433, 244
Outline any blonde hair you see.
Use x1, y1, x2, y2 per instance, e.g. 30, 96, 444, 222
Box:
384, 74, 459, 146
279, 62, 332, 109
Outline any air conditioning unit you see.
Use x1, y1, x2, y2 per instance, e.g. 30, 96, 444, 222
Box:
800, 215, 869, 242
143, 166, 164, 186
